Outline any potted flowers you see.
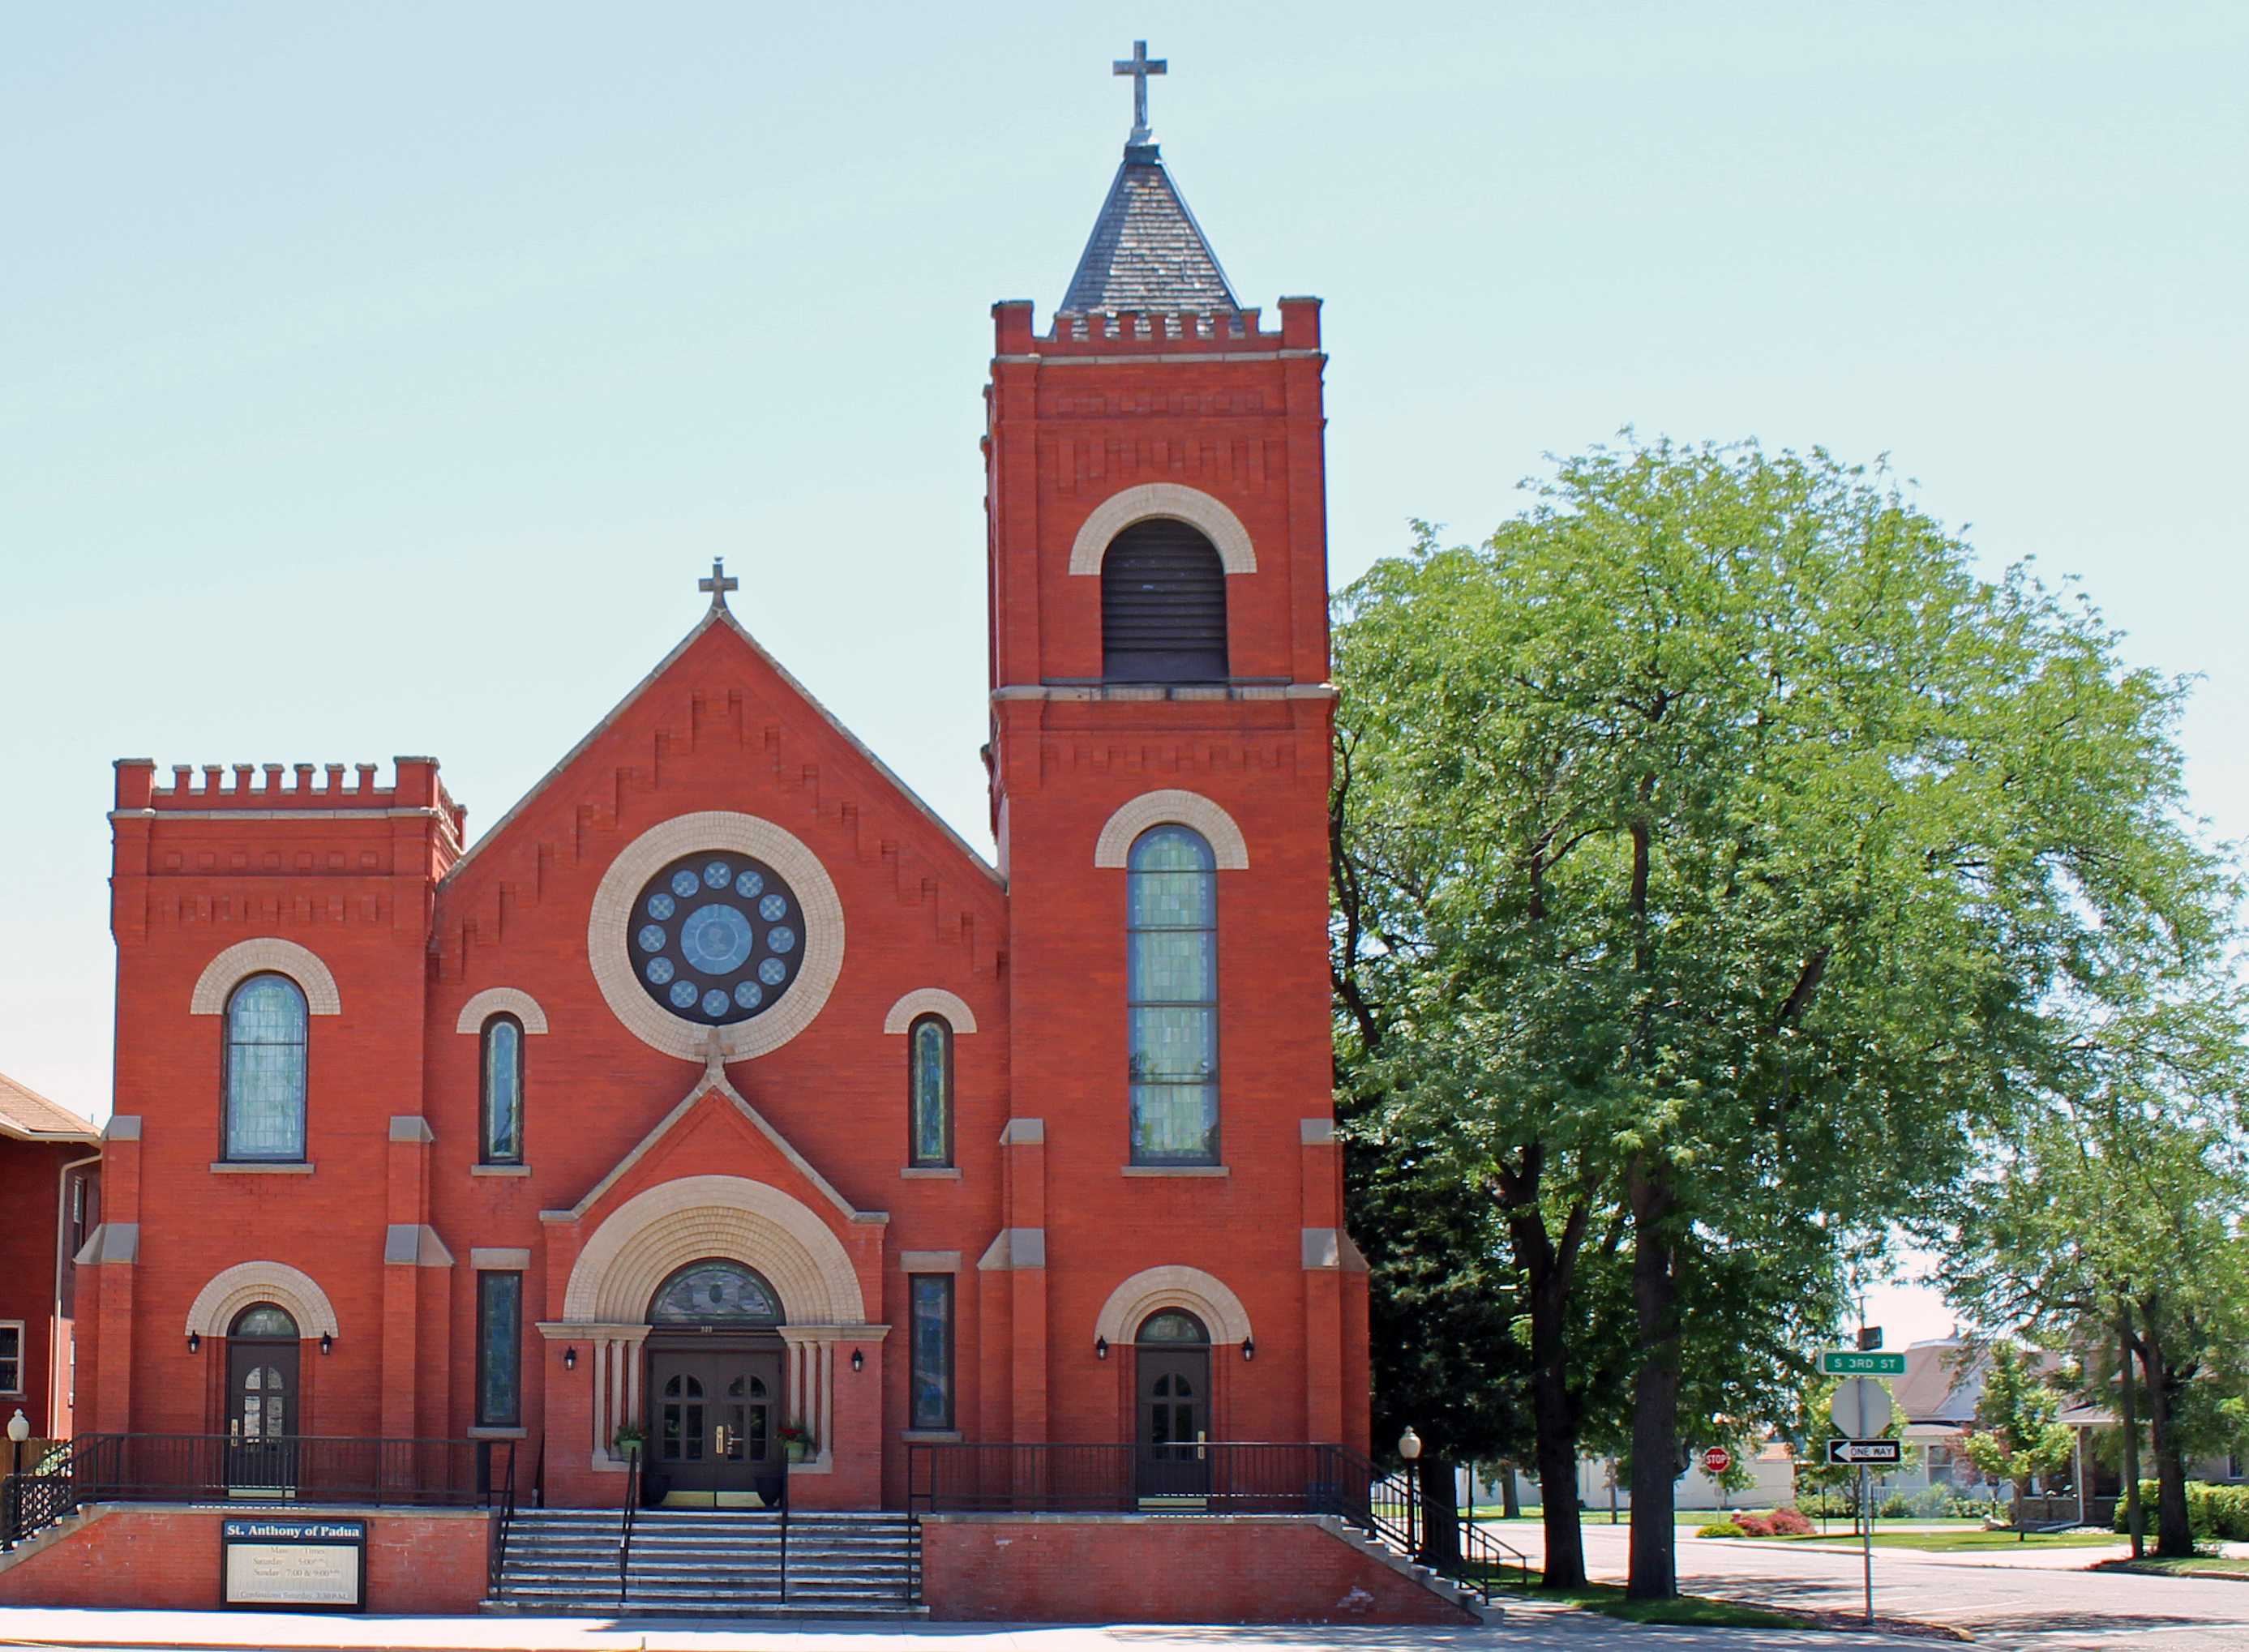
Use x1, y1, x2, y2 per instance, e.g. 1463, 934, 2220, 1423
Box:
612, 1424, 645, 1461
778, 1425, 816, 1464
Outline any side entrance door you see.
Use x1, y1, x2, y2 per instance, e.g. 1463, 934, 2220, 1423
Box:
1135, 1345, 1213, 1502
648, 1347, 784, 1499
225, 1340, 301, 1496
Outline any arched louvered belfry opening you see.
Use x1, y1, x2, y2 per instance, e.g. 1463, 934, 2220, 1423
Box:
1102, 519, 1228, 682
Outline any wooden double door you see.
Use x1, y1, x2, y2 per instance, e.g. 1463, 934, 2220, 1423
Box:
647, 1343, 785, 1498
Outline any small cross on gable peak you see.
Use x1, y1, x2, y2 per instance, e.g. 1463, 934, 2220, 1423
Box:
1113, 41, 1166, 148
699, 558, 739, 611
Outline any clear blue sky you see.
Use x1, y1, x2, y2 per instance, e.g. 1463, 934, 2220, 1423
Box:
5, 3, 2243, 1339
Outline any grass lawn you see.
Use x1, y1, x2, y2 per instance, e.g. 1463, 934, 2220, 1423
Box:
1497, 1577, 1809, 1629
2093, 1555, 2249, 1579
1771, 1530, 2123, 1553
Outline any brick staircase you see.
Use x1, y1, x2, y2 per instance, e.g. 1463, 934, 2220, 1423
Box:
486, 1509, 923, 1617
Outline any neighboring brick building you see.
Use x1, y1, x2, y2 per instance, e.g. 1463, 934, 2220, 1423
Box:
76, 101, 1367, 1521
0, 1072, 101, 1446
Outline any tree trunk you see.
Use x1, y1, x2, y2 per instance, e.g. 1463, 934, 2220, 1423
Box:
2118, 1307, 2144, 1560
1626, 1165, 1683, 1601
1419, 1458, 1462, 1567
1501, 1465, 1522, 1520
1503, 1183, 1592, 1591
2135, 1306, 2195, 1559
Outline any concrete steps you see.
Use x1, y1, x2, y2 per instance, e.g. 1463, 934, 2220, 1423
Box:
486, 1509, 924, 1617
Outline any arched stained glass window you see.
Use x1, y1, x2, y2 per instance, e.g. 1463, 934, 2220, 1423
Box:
229, 1303, 299, 1339
909, 1015, 953, 1167
1137, 1309, 1209, 1344
1126, 825, 1219, 1165
647, 1260, 785, 1325
481, 1014, 524, 1164
225, 974, 307, 1162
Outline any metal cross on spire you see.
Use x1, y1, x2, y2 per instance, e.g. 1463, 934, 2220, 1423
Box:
1113, 40, 1166, 146
699, 557, 739, 610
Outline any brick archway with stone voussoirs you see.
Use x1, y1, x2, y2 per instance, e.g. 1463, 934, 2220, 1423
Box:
557, 1175, 877, 1497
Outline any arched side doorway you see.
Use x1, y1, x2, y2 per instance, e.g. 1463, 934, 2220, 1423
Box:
644, 1260, 786, 1509
1136, 1309, 1211, 1501
226, 1303, 300, 1496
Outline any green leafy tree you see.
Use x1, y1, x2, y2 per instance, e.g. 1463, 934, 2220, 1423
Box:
1333, 435, 2234, 1597
1960, 1343, 2076, 1511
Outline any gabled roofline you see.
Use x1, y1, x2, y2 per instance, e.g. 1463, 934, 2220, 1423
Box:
442, 601, 999, 891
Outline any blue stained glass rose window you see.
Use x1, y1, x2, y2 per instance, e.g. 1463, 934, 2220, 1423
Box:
679, 905, 753, 974
628, 852, 807, 1028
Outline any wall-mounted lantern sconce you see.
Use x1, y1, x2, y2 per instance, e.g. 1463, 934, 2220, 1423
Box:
851, 1348, 865, 1373
186, 1332, 200, 1355
320, 1333, 333, 1356
1095, 1337, 1109, 1361
1241, 1338, 1256, 1362
564, 1346, 577, 1371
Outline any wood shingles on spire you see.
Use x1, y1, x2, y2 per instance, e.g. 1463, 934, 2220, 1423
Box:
1059, 144, 1239, 321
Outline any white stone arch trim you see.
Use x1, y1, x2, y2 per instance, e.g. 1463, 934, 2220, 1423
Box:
186, 1261, 341, 1338
189, 939, 341, 1016
1093, 790, 1250, 870
882, 988, 979, 1034
564, 1175, 865, 1327
587, 811, 845, 1063
456, 987, 550, 1034
1067, 483, 1257, 576
1094, 1265, 1253, 1347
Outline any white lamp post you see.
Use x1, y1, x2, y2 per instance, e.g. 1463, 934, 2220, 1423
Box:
6, 1408, 29, 1478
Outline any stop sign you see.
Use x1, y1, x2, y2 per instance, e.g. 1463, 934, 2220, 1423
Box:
1700, 1445, 1733, 1476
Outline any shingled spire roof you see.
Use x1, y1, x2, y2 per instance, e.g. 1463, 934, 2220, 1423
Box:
1060, 142, 1240, 318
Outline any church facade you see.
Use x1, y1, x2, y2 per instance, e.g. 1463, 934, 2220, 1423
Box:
79, 119, 1368, 1517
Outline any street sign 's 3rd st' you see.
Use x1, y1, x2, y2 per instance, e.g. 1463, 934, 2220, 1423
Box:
1818, 1350, 1907, 1376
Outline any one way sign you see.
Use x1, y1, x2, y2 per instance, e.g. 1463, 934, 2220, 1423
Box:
1825, 1439, 1904, 1466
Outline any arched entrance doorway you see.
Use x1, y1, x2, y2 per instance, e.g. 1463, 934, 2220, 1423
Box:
1135, 1308, 1210, 1501
225, 1302, 300, 1495
643, 1260, 786, 1508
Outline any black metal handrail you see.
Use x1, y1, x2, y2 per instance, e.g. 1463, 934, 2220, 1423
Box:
616, 1444, 642, 1607
905, 1441, 1523, 1604
4, 1435, 514, 1553
486, 1441, 519, 1601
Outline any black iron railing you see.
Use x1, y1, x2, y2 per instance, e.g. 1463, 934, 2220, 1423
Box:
616, 1445, 642, 1607
485, 1441, 519, 1601
3, 1435, 515, 1552
905, 1442, 1523, 1603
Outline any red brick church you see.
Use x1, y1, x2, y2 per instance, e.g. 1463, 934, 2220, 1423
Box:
70, 60, 1372, 1552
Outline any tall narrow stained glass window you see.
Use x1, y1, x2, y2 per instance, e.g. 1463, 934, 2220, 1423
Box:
477, 1271, 522, 1427
225, 974, 308, 1162
481, 1014, 524, 1164
1126, 825, 1219, 1164
908, 1273, 954, 1431
908, 1015, 953, 1166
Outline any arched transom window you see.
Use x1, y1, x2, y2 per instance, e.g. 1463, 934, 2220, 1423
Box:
647, 1260, 786, 1325
1127, 824, 1219, 1165
225, 974, 308, 1162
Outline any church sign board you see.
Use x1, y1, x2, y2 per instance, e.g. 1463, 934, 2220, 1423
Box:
221, 1518, 365, 1611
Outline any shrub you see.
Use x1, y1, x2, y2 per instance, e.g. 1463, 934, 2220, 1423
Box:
1908, 1485, 1959, 1518
1878, 1491, 1916, 1520
1767, 1506, 1816, 1536
1732, 1513, 1774, 1537
2111, 1481, 2249, 1541
1696, 1521, 1746, 1539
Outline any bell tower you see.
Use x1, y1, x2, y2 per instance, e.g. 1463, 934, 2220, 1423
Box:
980, 49, 1363, 1452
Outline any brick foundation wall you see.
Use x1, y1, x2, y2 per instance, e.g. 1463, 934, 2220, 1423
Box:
919, 1513, 1476, 1624
0, 1504, 490, 1613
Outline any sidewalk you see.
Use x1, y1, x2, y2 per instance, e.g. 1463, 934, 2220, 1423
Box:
0, 1604, 1903, 1652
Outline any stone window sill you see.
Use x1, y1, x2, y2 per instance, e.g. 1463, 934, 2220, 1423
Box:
900, 1166, 962, 1179
1120, 1165, 1228, 1177
901, 1429, 963, 1443
467, 1426, 527, 1439
472, 1164, 532, 1177
211, 1162, 315, 1175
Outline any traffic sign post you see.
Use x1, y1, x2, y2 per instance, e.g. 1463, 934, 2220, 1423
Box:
1828, 1378, 1896, 1627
